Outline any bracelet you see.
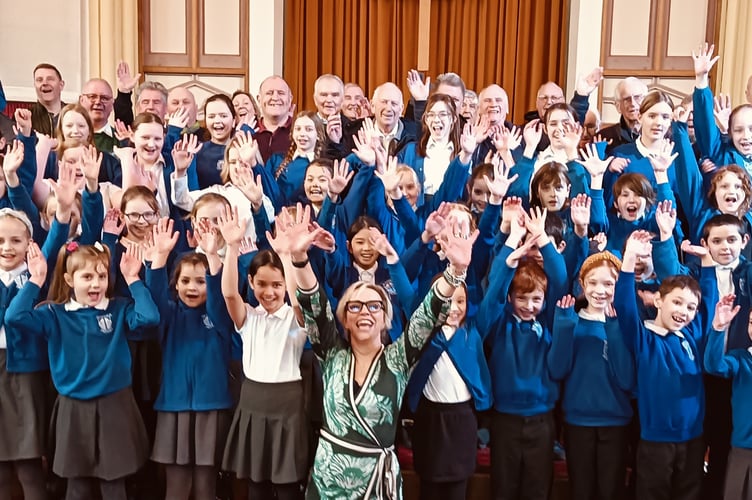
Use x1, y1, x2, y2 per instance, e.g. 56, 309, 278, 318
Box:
291, 257, 310, 268
443, 266, 467, 288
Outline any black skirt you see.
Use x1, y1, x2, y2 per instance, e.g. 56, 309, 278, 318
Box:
50, 387, 149, 480
151, 410, 231, 466
412, 397, 478, 481
221, 378, 309, 483
0, 351, 50, 461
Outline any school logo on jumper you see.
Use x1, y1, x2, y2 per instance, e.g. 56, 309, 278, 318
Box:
202, 314, 214, 329
97, 314, 114, 334
681, 339, 695, 361
381, 280, 396, 296
13, 273, 28, 289
216, 159, 224, 171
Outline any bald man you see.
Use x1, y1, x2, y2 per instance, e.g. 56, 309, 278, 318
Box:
80, 78, 116, 152
255, 75, 295, 162
599, 77, 649, 154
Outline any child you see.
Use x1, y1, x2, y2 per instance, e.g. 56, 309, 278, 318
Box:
217, 207, 308, 500
614, 230, 717, 500
6, 241, 159, 500
195, 94, 236, 188
550, 252, 635, 500
477, 206, 568, 500
145, 217, 235, 500
704, 304, 752, 500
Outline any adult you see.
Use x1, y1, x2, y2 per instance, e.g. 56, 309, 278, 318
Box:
285, 204, 477, 499
167, 86, 204, 137
255, 76, 294, 163
472, 84, 515, 164
79, 78, 116, 152
31, 63, 65, 136
461, 90, 479, 124
313, 74, 352, 154
599, 77, 649, 154
342, 83, 368, 121
407, 71, 466, 123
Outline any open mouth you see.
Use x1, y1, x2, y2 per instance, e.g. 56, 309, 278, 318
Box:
356, 319, 374, 328
671, 314, 687, 325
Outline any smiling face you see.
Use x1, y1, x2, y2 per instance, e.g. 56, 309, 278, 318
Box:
348, 227, 378, 269
342, 84, 366, 120
167, 87, 197, 125
714, 171, 747, 215
544, 108, 574, 150
232, 93, 255, 121
304, 165, 331, 205
372, 83, 404, 133
509, 288, 545, 321
65, 260, 109, 307
614, 187, 647, 221
122, 196, 159, 242
424, 100, 455, 142
79, 79, 113, 128
137, 89, 167, 119
654, 287, 699, 332
314, 76, 344, 117
470, 176, 490, 213
175, 262, 207, 307
205, 99, 235, 143
445, 286, 467, 327
0, 217, 31, 272
133, 122, 165, 165
60, 111, 91, 143
478, 85, 508, 126
730, 107, 752, 157
581, 263, 617, 313
250, 264, 286, 314
536, 82, 565, 119
398, 169, 420, 208
34, 67, 64, 106
702, 225, 748, 266
292, 115, 318, 153
343, 286, 386, 345
639, 101, 672, 145
259, 77, 292, 121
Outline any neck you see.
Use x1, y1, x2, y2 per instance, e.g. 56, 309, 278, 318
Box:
92, 119, 107, 131
639, 136, 660, 150
212, 137, 231, 146
378, 122, 397, 135
262, 114, 287, 130
625, 117, 640, 132
350, 338, 382, 358
41, 100, 62, 114
583, 304, 606, 317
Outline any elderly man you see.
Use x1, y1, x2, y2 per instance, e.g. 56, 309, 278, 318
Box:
79, 78, 116, 152
314, 74, 354, 151
471, 84, 516, 164
461, 90, 479, 124
599, 77, 649, 154
342, 83, 369, 120
31, 63, 65, 136
168, 86, 205, 136
255, 75, 295, 162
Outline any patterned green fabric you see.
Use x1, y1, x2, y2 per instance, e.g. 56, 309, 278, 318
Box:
297, 284, 449, 499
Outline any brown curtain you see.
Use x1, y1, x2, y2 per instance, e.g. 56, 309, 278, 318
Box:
283, 0, 569, 125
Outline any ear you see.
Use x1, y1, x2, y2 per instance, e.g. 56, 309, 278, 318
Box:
653, 292, 663, 310
556, 240, 567, 253
247, 275, 254, 290
742, 234, 750, 248
346, 241, 352, 254
63, 272, 74, 288
700, 238, 709, 249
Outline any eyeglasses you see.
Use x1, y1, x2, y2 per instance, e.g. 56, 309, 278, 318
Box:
619, 94, 644, 105
345, 300, 384, 314
537, 94, 564, 103
124, 211, 158, 223
425, 111, 451, 120
82, 93, 113, 103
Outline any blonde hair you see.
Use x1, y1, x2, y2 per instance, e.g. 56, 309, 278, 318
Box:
335, 282, 393, 341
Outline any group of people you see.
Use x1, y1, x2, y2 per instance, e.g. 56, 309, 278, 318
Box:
0, 41, 752, 500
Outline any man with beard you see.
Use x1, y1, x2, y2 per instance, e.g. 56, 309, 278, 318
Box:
31, 63, 65, 136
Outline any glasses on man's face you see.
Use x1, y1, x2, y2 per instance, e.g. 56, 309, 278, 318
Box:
124, 211, 158, 223
82, 93, 113, 103
345, 300, 384, 314
537, 94, 564, 103
425, 111, 451, 121
620, 94, 644, 106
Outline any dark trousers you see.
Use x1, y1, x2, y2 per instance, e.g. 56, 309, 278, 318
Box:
636, 437, 705, 500
704, 375, 732, 500
490, 410, 554, 500
564, 423, 628, 500
724, 446, 752, 500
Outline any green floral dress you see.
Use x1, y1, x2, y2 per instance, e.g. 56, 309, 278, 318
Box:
297, 284, 450, 499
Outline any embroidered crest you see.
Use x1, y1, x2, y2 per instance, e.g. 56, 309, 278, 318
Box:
97, 313, 113, 334
216, 159, 224, 171
681, 339, 695, 361
202, 314, 214, 329
381, 279, 396, 296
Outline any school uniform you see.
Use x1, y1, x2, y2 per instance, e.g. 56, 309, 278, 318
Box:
693, 86, 752, 174
221, 302, 309, 484
613, 268, 717, 500
507, 154, 590, 209
194, 140, 226, 189
604, 140, 679, 209
5, 280, 160, 481
265, 153, 311, 209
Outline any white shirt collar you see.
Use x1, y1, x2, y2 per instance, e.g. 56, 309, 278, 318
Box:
253, 302, 290, 319
715, 258, 740, 271
65, 297, 110, 311
644, 319, 684, 338
635, 137, 654, 158
354, 262, 378, 284
0, 263, 28, 287
292, 150, 315, 161
95, 124, 114, 137
578, 309, 606, 322
426, 138, 454, 151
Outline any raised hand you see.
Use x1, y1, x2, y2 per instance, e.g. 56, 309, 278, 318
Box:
235, 171, 265, 208
194, 218, 220, 256
217, 205, 248, 248
1, 140, 24, 181
406, 69, 430, 101
103, 208, 125, 236
375, 156, 402, 198
712, 293, 741, 331
328, 158, 353, 198
422, 202, 452, 243
493, 125, 522, 153
609, 157, 630, 174
82, 144, 103, 192
700, 158, 717, 174
114, 119, 134, 142
647, 139, 678, 181
654, 200, 677, 240
14, 109, 32, 137
116, 61, 141, 93
326, 113, 343, 143
525, 206, 548, 244
26, 242, 47, 284
556, 294, 576, 309
235, 130, 259, 167
309, 222, 336, 253
623, 230, 653, 271
561, 122, 583, 158
171, 134, 202, 175
151, 217, 179, 256
577, 142, 613, 182
167, 107, 190, 129
48, 160, 78, 212
569, 194, 592, 229
692, 42, 720, 80
501, 196, 523, 233
352, 128, 376, 165
575, 66, 604, 96
591, 232, 607, 252
714, 94, 732, 134
459, 123, 479, 161
484, 159, 518, 204
368, 227, 398, 263
120, 241, 145, 282
438, 216, 479, 272
673, 105, 690, 124
523, 119, 543, 157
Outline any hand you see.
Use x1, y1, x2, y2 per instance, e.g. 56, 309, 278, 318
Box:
217, 205, 248, 247
484, 159, 518, 204
116, 61, 141, 93
103, 209, 125, 236
569, 194, 592, 228
591, 232, 607, 252
352, 128, 376, 165
556, 294, 576, 309
714, 94, 732, 134
506, 237, 536, 268
359, 117, 380, 147
576, 66, 604, 96
235, 130, 259, 167
328, 158, 353, 198
647, 139, 678, 174
493, 125, 522, 153
609, 157, 630, 173
375, 156, 403, 198
473, 115, 492, 143
422, 202, 451, 242
577, 142, 613, 179
692, 42, 720, 79
682, 239, 708, 258
193, 218, 220, 255
120, 241, 145, 281
522, 119, 543, 156
81, 144, 103, 183
167, 107, 190, 129
150, 217, 179, 256
561, 122, 583, 158
114, 119, 134, 142
592, 133, 612, 146
235, 170, 265, 208
501, 196, 523, 233
605, 303, 617, 318
700, 158, 717, 174
26, 242, 47, 283
309, 222, 336, 253
713, 294, 741, 331
171, 134, 202, 175
239, 236, 258, 255
524, 206, 548, 244
373, 141, 388, 172
673, 105, 690, 124
14, 109, 32, 137
654, 200, 677, 239
273, 204, 322, 258
437, 216, 479, 271
406, 69, 430, 101
507, 208, 527, 244
1, 140, 24, 176
460, 123, 478, 157
368, 227, 398, 263
623, 230, 653, 263
48, 160, 78, 211
35, 133, 58, 152
326, 113, 342, 143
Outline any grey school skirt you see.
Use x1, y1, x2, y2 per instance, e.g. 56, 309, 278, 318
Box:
0, 351, 50, 461
151, 410, 232, 466
50, 386, 149, 480
221, 378, 309, 483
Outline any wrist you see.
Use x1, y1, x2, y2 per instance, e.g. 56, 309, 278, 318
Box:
387, 188, 403, 200
290, 251, 308, 262
695, 74, 709, 89
712, 321, 727, 332
574, 223, 588, 237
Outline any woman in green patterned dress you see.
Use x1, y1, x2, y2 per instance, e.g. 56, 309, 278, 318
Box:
277, 203, 478, 499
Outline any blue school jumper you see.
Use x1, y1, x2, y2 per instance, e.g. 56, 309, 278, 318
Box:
507, 155, 591, 208
693, 86, 752, 174
195, 141, 226, 189
265, 154, 310, 209
603, 142, 678, 209
613, 268, 716, 442
6, 280, 160, 399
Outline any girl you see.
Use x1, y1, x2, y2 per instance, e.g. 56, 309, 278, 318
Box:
0, 161, 74, 500
405, 278, 492, 500
549, 253, 635, 500
145, 218, 234, 500
195, 94, 236, 188
302, 159, 333, 215
218, 207, 309, 500
6, 242, 159, 500
265, 111, 326, 208
530, 162, 571, 213
467, 163, 494, 218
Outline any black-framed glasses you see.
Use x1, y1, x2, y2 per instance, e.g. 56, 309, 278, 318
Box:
124, 211, 158, 223
345, 300, 384, 314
